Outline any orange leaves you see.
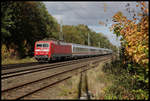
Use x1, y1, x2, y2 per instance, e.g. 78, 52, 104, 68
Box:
111, 2, 149, 67
99, 21, 105, 26
113, 11, 124, 22
133, 54, 141, 63
144, 8, 148, 14
99, 20, 108, 27
140, 2, 147, 8
136, 4, 139, 7
138, 13, 143, 16
139, 1, 148, 14
141, 7, 144, 10
103, 3, 107, 12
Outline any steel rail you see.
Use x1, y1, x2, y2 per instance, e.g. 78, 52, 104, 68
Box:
17, 58, 111, 100
1, 55, 112, 100
1, 55, 107, 79
2, 54, 110, 70
2, 62, 39, 70
2, 56, 111, 98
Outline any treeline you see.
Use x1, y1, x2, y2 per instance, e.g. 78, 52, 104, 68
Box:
1, 1, 60, 58
1, 1, 117, 59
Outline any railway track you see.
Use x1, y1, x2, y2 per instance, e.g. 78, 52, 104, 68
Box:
2, 62, 39, 70
1, 54, 113, 100
1, 55, 109, 79
1, 54, 109, 70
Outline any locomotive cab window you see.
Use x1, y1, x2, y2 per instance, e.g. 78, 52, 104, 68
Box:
36, 43, 49, 47
36, 44, 42, 47
43, 43, 49, 47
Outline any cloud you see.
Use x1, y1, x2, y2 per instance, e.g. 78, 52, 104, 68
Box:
44, 2, 141, 25
43, 1, 145, 46
88, 25, 121, 46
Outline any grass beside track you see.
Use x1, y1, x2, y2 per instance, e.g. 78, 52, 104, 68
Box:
54, 59, 112, 99
2, 57, 36, 65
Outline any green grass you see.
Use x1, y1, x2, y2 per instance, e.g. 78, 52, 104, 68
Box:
2, 56, 37, 65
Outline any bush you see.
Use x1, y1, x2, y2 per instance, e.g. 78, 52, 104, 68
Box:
103, 60, 149, 100
1, 44, 10, 60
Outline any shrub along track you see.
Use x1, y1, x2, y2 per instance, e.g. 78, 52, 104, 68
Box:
1, 54, 113, 100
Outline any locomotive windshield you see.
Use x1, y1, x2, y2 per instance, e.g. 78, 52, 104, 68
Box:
36, 43, 49, 47
43, 43, 49, 47
37, 44, 42, 47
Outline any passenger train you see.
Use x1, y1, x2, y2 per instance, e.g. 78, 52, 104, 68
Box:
34, 40, 112, 62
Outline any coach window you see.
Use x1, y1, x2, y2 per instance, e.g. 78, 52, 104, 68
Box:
77, 47, 79, 51
74, 47, 77, 52
73, 47, 76, 52
80, 48, 82, 51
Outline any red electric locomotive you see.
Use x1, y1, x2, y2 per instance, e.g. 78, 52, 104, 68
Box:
34, 40, 72, 62
34, 40, 113, 62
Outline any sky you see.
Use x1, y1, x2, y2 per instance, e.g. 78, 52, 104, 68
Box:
43, 1, 143, 47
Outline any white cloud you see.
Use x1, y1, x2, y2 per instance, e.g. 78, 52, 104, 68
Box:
43, 1, 146, 47
44, 2, 141, 26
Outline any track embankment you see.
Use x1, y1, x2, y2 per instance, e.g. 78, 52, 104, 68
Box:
1, 54, 113, 100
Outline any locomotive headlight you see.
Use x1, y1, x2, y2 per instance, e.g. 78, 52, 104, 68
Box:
43, 49, 49, 51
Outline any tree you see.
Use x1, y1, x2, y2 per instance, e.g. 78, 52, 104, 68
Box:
1, 1, 15, 45
111, 2, 149, 98
1, 1, 59, 58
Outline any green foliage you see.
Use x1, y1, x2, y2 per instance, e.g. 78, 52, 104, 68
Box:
1, 1, 59, 58
1, 2, 15, 43
103, 60, 149, 100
